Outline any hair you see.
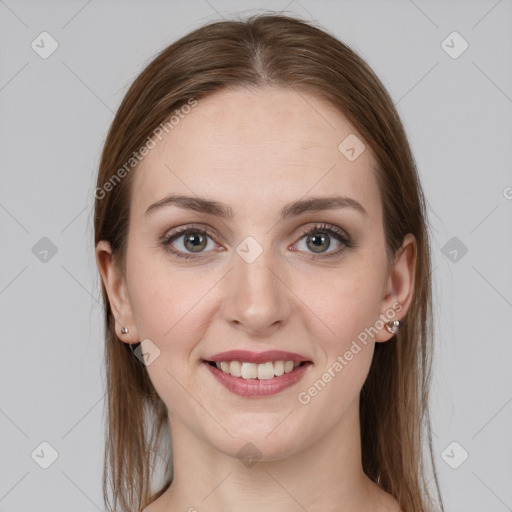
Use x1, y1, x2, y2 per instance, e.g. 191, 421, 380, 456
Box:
93, 12, 443, 512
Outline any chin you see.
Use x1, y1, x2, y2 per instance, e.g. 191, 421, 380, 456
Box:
199, 415, 316, 463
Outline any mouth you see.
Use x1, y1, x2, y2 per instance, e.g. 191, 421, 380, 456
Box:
202, 358, 313, 397
205, 359, 311, 380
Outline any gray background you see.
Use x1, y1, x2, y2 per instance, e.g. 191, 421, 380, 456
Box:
1, 0, 511, 510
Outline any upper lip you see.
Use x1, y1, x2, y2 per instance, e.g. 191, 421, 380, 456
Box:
205, 350, 311, 364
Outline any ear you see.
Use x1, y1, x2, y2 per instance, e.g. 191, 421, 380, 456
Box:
374, 233, 416, 343
96, 240, 140, 344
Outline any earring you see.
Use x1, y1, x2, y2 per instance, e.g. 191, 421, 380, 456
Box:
121, 326, 129, 334
385, 320, 401, 335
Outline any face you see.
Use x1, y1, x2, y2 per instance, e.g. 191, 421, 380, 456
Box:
97, 86, 415, 461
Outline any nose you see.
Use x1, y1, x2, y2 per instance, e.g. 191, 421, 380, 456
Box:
220, 245, 291, 336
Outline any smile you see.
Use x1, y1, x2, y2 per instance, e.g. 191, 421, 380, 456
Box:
209, 360, 304, 379
203, 359, 312, 397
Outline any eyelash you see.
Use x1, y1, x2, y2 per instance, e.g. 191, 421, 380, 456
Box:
160, 223, 354, 260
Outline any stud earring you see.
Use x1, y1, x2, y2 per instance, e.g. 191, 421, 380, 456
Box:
121, 326, 130, 335
385, 320, 401, 335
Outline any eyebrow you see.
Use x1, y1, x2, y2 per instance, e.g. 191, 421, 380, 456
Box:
144, 193, 368, 220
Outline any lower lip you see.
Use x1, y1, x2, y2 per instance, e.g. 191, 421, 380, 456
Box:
203, 361, 312, 397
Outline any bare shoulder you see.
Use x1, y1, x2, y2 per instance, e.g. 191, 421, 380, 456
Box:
140, 501, 158, 512
370, 482, 403, 512
379, 493, 402, 512
385, 496, 403, 512
140, 492, 172, 512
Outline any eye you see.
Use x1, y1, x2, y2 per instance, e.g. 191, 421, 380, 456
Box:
293, 223, 354, 259
161, 225, 218, 259
161, 222, 354, 260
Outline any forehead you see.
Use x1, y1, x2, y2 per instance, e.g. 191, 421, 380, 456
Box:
131, 87, 381, 223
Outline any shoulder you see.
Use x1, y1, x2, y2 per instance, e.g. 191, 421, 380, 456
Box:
370, 482, 403, 512
380, 493, 402, 512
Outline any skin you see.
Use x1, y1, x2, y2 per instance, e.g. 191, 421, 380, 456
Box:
96, 86, 415, 512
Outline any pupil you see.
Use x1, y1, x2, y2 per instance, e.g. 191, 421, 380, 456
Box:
185, 233, 206, 252
308, 233, 329, 253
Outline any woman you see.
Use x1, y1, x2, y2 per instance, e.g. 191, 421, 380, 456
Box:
94, 13, 443, 512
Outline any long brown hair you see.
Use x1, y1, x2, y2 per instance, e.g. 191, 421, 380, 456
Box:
94, 13, 443, 512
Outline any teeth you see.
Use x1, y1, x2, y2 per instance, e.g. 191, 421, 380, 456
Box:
213, 360, 305, 379
274, 360, 284, 376
241, 362, 258, 379
229, 360, 242, 377
257, 362, 275, 380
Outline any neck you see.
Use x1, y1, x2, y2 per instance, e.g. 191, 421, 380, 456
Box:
156, 398, 379, 512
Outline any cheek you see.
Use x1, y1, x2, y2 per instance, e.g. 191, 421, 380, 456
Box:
126, 259, 217, 417
294, 276, 379, 425
126, 248, 223, 361
310, 263, 384, 345
298, 257, 383, 396
313, 281, 377, 386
